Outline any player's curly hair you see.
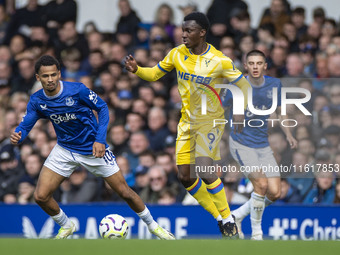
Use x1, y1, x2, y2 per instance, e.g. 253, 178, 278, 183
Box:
184, 12, 210, 31
35, 55, 60, 74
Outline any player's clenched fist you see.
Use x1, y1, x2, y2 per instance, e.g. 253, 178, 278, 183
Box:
10, 131, 22, 145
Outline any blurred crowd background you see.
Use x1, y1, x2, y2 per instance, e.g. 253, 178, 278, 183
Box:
0, 0, 340, 206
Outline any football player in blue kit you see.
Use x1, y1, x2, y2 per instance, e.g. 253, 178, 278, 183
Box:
10, 55, 175, 240
224, 50, 298, 240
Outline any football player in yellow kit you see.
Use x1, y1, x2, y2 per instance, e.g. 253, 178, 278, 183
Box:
125, 12, 251, 238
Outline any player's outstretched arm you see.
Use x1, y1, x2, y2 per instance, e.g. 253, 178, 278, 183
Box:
10, 131, 22, 145
124, 55, 138, 73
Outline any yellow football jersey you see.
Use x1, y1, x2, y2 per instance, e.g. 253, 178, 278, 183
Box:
136, 43, 244, 123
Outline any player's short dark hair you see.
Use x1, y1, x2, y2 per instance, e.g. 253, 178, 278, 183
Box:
246, 49, 266, 60
184, 12, 210, 31
35, 55, 60, 74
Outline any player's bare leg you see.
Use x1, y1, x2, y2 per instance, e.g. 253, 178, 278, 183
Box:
34, 166, 76, 239
104, 171, 175, 240
104, 171, 145, 212
265, 177, 281, 206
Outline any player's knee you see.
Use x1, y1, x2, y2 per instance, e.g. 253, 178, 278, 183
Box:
268, 188, 281, 201
254, 180, 268, 195
117, 186, 134, 201
34, 191, 49, 204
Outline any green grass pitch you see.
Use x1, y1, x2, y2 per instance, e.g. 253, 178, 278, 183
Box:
1, 239, 340, 255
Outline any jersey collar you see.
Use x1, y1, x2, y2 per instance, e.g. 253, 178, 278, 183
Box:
246, 76, 266, 88
43, 81, 64, 99
189, 44, 211, 56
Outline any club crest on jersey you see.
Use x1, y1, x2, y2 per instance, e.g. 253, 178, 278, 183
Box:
89, 91, 98, 104
184, 55, 188, 61
267, 90, 273, 99
205, 59, 211, 67
65, 97, 75, 106
40, 104, 47, 110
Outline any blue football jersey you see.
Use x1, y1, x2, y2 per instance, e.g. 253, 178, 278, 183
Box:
15, 81, 109, 155
223, 75, 282, 148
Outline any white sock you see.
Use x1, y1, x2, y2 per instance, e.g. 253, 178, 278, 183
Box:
216, 215, 222, 222
222, 214, 234, 224
137, 206, 158, 231
233, 200, 251, 221
250, 192, 265, 236
265, 196, 273, 207
51, 209, 72, 228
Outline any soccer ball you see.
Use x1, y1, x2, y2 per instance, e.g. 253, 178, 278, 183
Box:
99, 214, 129, 239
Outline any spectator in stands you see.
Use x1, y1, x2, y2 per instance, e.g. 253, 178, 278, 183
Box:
327, 54, 340, 78
108, 124, 130, 157
4, 0, 44, 44
276, 179, 303, 204
291, 7, 307, 40
0, 144, 23, 202
132, 98, 149, 118
153, 3, 176, 41
229, 10, 257, 46
0, 4, 9, 44
116, 0, 140, 40
138, 85, 155, 106
11, 58, 36, 95
132, 165, 149, 194
60, 166, 98, 203
259, 0, 290, 35
87, 31, 103, 51
157, 188, 176, 205
304, 170, 335, 204
312, 7, 326, 26
321, 19, 337, 38
206, 0, 248, 47
9, 34, 26, 61
126, 112, 145, 133
145, 107, 170, 151
109, 42, 127, 63
126, 131, 150, 169
116, 155, 134, 187
140, 165, 177, 204
287, 151, 314, 199
268, 130, 293, 167
282, 22, 299, 53
334, 180, 340, 203
21, 152, 42, 185
307, 21, 321, 41
17, 176, 35, 204
99, 71, 115, 94
60, 48, 88, 82
257, 23, 275, 49
269, 46, 287, 77
56, 20, 89, 61
138, 150, 156, 169
42, 0, 77, 40
0, 61, 12, 96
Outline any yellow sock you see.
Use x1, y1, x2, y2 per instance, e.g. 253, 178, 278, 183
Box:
206, 178, 231, 219
186, 178, 220, 219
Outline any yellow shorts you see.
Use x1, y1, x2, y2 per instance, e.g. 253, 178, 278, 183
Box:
176, 120, 225, 165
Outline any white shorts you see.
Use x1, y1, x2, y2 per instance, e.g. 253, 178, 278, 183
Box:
229, 136, 280, 178
44, 144, 119, 178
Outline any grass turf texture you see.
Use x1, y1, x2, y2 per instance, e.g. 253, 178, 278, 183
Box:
1, 239, 339, 255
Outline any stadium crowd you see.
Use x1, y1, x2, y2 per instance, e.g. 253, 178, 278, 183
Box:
0, 0, 340, 206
